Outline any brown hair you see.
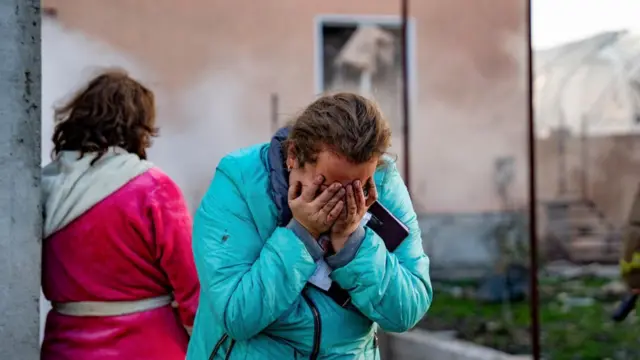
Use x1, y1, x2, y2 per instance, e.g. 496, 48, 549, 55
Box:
51, 69, 158, 163
286, 92, 392, 166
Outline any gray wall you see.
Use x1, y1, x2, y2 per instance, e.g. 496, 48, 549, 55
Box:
0, 0, 42, 358
419, 211, 528, 280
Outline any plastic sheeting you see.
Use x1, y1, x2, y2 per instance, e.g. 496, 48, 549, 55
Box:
534, 31, 640, 137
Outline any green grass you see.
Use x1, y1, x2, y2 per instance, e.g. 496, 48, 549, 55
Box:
419, 281, 640, 360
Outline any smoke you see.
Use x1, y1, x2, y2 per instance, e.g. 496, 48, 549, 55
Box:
148, 70, 258, 208
42, 18, 257, 210
41, 19, 152, 165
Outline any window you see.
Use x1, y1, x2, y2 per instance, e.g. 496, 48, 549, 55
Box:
316, 17, 412, 133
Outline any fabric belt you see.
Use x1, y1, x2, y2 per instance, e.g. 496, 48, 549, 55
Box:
52, 295, 172, 317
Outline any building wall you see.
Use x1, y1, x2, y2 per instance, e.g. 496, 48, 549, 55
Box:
42, 0, 529, 215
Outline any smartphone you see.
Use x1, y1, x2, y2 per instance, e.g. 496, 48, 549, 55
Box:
365, 201, 410, 252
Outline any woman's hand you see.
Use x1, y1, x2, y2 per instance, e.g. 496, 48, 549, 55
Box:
289, 175, 345, 239
331, 179, 378, 251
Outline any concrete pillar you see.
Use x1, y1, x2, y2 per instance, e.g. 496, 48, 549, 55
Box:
0, 0, 42, 358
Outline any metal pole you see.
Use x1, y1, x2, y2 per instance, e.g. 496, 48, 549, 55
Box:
270, 93, 279, 133
400, 0, 411, 193
526, 1, 541, 357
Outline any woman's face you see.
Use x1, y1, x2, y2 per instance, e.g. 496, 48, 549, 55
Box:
287, 149, 378, 198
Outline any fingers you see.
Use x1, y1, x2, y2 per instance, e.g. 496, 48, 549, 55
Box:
345, 184, 357, 216
320, 187, 346, 215
354, 180, 366, 212
313, 182, 342, 207
301, 175, 325, 201
365, 178, 378, 207
288, 181, 302, 202
326, 200, 345, 224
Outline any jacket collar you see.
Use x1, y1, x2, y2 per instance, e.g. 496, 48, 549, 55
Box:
267, 127, 292, 226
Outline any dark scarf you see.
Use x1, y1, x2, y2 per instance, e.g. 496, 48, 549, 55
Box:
267, 127, 292, 226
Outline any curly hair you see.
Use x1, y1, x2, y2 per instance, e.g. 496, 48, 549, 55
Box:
286, 92, 392, 166
51, 69, 158, 163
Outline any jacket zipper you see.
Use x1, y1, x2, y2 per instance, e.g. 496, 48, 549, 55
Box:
224, 340, 236, 360
209, 334, 229, 360
302, 292, 322, 360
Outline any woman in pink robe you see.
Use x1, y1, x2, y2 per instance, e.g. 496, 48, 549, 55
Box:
41, 70, 199, 360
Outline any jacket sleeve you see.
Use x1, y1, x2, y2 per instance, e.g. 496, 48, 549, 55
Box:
149, 173, 200, 327
621, 185, 640, 289
192, 156, 319, 341
329, 164, 433, 332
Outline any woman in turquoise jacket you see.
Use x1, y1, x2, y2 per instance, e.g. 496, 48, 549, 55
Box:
187, 93, 432, 359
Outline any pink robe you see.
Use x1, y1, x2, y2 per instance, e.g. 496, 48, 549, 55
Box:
41, 168, 200, 360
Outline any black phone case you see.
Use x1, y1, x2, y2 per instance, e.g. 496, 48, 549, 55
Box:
365, 201, 410, 252
612, 293, 638, 322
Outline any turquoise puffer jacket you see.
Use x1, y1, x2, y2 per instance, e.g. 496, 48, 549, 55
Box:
187, 143, 432, 360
